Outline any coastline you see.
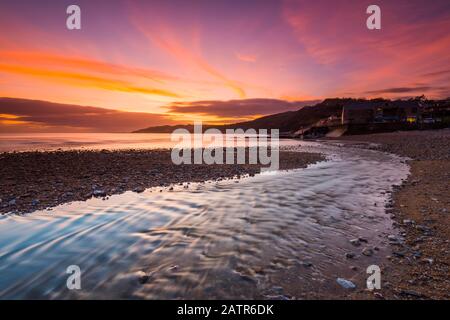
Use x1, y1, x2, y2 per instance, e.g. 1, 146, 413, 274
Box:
334, 129, 450, 299
1, 130, 448, 299
0, 148, 324, 215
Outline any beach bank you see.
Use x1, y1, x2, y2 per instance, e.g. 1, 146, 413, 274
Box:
336, 129, 450, 299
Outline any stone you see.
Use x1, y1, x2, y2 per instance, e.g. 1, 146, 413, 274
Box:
31, 199, 40, 206
387, 235, 403, 244
416, 225, 431, 233
345, 252, 356, 259
136, 271, 149, 284
350, 239, 361, 246
362, 248, 374, 256
133, 186, 145, 193
392, 251, 405, 258
270, 286, 284, 294
336, 278, 356, 289
420, 258, 434, 265
374, 292, 384, 300
400, 290, 423, 298
93, 189, 106, 197
265, 294, 291, 300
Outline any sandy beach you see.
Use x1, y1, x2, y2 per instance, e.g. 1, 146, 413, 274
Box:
0, 149, 324, 215
336, 129, 450, 299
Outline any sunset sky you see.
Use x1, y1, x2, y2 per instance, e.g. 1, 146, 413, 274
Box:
1, 0, 449, 131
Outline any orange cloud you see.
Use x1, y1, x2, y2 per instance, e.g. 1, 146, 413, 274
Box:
0, 63, 181, 98
0, 51, 178, 83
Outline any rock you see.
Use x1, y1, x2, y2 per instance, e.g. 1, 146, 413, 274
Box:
358, 237, 368, 243
387, 235, 403, 244
8, 199, 16, 206
362, 248, 374, 256
387, 235, 397, 241
270, 286, 284, 294
400, 290, 423, 298
420, 258, 434, 265
302, 262, 313, 267
345, 252, 356, 259
336, 278, 356, 289
31, 199, 40, 206
93, 189, 106, 197
265, 294, 291, 300
392, 251, 405, 258
412, 236, 426, 244
136, 271, 149, 284
374, 292, 384, 300
350, 239, 361, 246
403, 219, 414, 225
416, 225, 431, 233
133, 186, 145, 193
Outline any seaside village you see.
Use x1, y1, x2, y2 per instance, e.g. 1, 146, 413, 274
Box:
296, 98, 450, 138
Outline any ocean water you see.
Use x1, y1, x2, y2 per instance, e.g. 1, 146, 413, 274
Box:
0, 132, 288, 152
0, 141, 409, 299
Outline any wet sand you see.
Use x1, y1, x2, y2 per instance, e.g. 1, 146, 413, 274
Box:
336, 129, 450, 299
0, 149, 324, 215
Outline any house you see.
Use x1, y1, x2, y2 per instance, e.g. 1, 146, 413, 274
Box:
341, 100, 422, 125
341, 101, 379, 125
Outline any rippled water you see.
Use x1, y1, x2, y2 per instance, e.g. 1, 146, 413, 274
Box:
0, 141, 409, 299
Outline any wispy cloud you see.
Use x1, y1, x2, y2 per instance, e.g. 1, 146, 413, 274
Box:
130, 9, 247, 98
236, 53, 257, 63
365, 86, 435, 95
